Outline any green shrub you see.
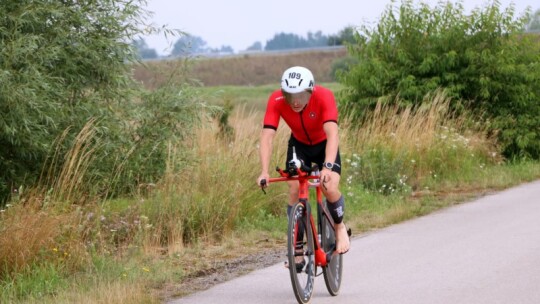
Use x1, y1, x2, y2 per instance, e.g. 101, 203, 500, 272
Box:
0, 1, 201, 202
330, 56, 359, 81
339, 0, 540, 159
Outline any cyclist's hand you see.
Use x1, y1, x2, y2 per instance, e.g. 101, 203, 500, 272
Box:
257, 173, 270, 188
320, 168, 332, 184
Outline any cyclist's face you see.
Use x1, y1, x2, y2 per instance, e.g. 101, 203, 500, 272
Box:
283, 91, 311, 112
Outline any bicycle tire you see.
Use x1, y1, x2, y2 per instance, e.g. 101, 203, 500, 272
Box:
287, 202, 315, 304
321, 202, 343, 296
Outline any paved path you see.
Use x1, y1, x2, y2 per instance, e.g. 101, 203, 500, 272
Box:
170, 180, 540, 304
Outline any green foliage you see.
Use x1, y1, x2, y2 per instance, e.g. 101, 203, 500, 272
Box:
170, 35, 234, 55
525, 9, 540, 32
214, 99, 235, 141
327, 26, 358, 46
0, 0, 202, 202
106, 83, 207, 196
246, 41, 263, 51
171, 35, 208, 56
349, 147, 411, 195
265, 31, 329, 50
132, 38, 158, 59
330, 56, 359, 81
0, 0, 136, 201
339, 0, 540, 159
0, 262, 68, 302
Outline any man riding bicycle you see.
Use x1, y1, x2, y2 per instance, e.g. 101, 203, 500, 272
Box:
257, 66, 350, 255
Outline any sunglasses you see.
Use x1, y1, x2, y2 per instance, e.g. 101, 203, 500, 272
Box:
282, 91, 312, 105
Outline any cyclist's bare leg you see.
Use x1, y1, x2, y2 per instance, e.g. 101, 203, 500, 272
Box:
287, 180, 299, 206
321, 172, 350, 254
321, 171, 341, 201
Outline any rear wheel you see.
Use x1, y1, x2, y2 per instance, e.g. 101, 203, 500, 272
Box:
287, 202, 315, 304
321, 203, 343, 296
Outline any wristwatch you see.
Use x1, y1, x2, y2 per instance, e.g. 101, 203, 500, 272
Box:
323, 162, 334, 171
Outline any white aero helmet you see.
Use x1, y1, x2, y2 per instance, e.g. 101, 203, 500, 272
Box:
281, 66, 315, 94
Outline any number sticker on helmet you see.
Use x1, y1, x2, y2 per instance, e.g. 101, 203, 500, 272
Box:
288, 72, 301, 79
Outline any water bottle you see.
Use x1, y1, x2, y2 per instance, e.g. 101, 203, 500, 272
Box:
289, 146, 301, 169
313, 167, 320, 183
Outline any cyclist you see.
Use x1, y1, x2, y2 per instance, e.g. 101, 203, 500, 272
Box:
257, 66, 350, 255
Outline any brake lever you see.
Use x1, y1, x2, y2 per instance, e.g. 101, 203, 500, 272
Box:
260, 179, 267, 195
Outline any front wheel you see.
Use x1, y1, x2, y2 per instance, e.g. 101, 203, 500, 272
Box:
287, 202, 315, 304
321, 203, 343, 296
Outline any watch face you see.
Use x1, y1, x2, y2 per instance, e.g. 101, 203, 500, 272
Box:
324, 162, 333, 169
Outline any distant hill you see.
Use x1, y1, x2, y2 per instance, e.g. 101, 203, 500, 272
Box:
133, 47, 348, 89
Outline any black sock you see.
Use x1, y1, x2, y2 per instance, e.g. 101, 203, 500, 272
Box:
327, 195, 345, 224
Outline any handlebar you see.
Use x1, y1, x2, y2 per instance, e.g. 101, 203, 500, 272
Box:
259, 163, 321, 194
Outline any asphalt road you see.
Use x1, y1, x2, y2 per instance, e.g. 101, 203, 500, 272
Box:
170, 180, 540, 304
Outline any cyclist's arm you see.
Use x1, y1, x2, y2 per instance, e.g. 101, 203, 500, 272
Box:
320, 88, 339, 166
323, 121, 339, 164
259, 128, 276, 179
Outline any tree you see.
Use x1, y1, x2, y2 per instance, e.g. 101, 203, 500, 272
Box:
0, 0, 203, 202
328, 26, 357, 46
0, 0, 141, 201
339, 0, 540, 159
220, 45, 234, 53
209, 45, 234, 54
132, 38, 158, 59
306, 31, 329, 47
525, 8, 540, 32
265, 32, 329, 50
246, 41, 263, 51
265, 32, 303, 50
171, 35, 208, 56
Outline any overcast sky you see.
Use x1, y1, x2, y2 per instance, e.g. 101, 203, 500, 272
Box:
142, 0, 538, 54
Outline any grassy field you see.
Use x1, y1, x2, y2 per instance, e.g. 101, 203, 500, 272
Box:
132, 48, 348, 90
1, 80, 540, 302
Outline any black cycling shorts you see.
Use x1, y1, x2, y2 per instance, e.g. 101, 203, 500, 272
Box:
285, 136, 342, 175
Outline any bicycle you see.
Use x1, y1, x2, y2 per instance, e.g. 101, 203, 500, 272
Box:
260, 150, 350, 304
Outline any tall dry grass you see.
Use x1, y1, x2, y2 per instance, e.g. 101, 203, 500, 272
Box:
140, 105, 291, 254
345, 93, 492, 154
0, 203, 65, 277
0, 120, 100, 279
342, 92, 500, 192
39, 118, 101, 205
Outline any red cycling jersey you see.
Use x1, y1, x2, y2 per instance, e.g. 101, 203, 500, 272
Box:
263, 85, 338, 145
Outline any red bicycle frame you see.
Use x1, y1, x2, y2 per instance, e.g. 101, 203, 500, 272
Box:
263, 166, 334, 267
